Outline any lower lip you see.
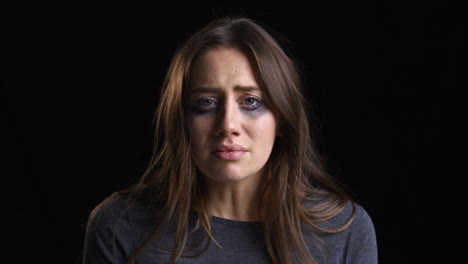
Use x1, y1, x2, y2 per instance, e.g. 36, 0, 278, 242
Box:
212, 151, 247, 160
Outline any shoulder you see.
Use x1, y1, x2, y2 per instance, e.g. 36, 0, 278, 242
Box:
348, 202, 375, 236
87, 192, 160, 231
344, 202, 378, 263
305, 198, 378, 264
305, 190, 375, 235
310, 199, 375, 234
82, 193, 160, 263
330, 201, 378, 264
87, 193, 127, 224
331, 201, 375, 233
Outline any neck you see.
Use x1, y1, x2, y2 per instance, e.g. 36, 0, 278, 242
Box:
203, 173, 265, 222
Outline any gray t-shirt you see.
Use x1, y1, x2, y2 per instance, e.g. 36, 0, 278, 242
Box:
82, 194, 377, 264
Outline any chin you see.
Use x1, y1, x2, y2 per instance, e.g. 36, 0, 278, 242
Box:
207, 173, 247, 183
202, 167, 256, 184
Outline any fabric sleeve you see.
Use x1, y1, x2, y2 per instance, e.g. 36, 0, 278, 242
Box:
82, 196, 136, 264
346, 205, 378, 264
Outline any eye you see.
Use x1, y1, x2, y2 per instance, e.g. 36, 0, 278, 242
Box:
244, 97, 256, 105
190, 96, 218, 114
196, 98, 215, 106
240, 96, 263, 111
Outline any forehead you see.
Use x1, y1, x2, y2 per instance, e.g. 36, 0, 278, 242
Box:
189, 48, 259, 90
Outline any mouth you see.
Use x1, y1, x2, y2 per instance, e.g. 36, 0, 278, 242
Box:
211, 145, 248, 161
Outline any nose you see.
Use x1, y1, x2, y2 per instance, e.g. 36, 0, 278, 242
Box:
215, 100, 241, 138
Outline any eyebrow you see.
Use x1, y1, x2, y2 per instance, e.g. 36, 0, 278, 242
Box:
190, 85, 260, 94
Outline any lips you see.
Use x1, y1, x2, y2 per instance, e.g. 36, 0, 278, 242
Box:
211, 144, 248, 161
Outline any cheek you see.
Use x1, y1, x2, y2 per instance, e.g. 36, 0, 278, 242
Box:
249, 115, 277, 146
188, 117, 211, 145
255, 115, 277, 136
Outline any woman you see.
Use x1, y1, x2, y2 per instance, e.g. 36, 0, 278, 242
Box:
82, 17, 377, 264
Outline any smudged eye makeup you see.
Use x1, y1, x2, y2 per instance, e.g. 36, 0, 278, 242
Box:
196, 97, 217, 107
240, 96, 263, 110
190, 95, 265, 114
190, 97, 218, 113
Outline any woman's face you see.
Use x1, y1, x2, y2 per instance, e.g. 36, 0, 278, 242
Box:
187, 48, 277, 184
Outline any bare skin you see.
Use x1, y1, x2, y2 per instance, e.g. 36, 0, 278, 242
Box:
187, 48, 277, 221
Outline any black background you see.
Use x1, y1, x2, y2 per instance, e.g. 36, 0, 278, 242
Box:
7, 0, 466, 263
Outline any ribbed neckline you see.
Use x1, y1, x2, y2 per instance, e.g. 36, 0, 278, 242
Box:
210, 215, 263, 228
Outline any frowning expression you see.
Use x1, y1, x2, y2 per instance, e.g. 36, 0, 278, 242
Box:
187, 48, 277, 184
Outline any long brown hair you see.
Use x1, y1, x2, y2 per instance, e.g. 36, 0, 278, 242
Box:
98, 16, 355, 264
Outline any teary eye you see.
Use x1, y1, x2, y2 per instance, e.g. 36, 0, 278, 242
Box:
196, 98, 215, 106
190, 96, 218, 114
240, 96, 264, 111
244, 97, 256, 105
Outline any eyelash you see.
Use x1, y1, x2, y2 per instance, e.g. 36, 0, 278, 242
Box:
191, 96, 264, 112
